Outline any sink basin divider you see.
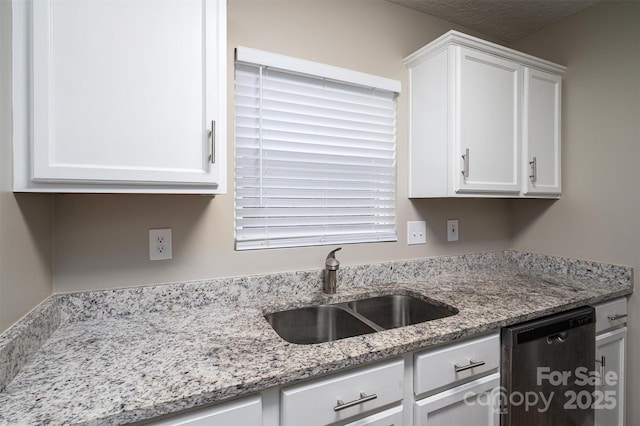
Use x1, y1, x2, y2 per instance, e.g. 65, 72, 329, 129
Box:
333, 303, 386, 332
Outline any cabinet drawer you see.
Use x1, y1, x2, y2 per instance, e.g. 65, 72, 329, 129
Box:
150, 395, 261, 426
414, 333, 499, 396
414, 373, 500, 426
595, 297, 628, 333
344, 405, 403, 426
281, 358, 404, 426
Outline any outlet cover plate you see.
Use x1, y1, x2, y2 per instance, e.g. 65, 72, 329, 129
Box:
447, 220, 459, 242
407, 221, 426, 245
149, 228, 172, 261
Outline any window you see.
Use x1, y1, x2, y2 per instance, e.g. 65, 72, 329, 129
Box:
234, 47, 400, 250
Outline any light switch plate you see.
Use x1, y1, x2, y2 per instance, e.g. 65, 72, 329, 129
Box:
447, 220, 459, 242
149, 228, 172, 260
407, 221, 426, 245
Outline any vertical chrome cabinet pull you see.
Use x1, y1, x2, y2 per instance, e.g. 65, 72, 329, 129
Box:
454, 359, 485, 373
529, 156, 537, 183
596, 356, 606, 379
210, 120, 216, 164
462, 148, 470, 178
334, 392, 378, 412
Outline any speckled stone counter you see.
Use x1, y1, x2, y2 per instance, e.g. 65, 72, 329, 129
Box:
0, 251, 633, 425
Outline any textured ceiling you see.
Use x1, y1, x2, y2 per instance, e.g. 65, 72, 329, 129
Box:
388, 0, 602, 43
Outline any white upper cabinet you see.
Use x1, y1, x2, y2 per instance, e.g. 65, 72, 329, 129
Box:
456, 48, 521, 194
405, 30, 565, 198
12, 0, 226, 193
523, 68, 562, 195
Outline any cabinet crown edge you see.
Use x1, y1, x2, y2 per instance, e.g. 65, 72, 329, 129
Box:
404, 30, 566, 75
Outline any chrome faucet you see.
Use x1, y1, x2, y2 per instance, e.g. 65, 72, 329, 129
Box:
324, 247, 342, 294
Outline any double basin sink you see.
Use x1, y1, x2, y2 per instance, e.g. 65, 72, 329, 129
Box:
265, 295, 458, 345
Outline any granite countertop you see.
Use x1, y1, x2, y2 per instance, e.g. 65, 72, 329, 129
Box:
0, 251, 633, 425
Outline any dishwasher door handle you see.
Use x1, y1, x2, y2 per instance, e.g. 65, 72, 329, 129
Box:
546, 333, 568, 344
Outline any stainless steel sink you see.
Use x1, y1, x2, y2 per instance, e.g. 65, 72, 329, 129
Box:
347, 295, 458, 330
265, 295, 458, 344
265, 305, 377, 345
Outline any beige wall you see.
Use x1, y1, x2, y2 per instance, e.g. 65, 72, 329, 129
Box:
512, 1, 640, 423
0, 1, 53, 333
52, 0, 512, 293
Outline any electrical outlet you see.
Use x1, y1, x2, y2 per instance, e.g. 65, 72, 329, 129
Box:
407, 221, 426, 245
447, 220, 459, 242
149, 228, 172, 261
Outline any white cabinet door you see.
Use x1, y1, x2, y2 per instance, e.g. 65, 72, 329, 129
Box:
150, 395, 261, 426
344, 405, 403, 426
414, 373, 500, 426
523, 68, 562, 195
595, 327, 626, 426
455, 47, 521, 194
13, 0, 226, 193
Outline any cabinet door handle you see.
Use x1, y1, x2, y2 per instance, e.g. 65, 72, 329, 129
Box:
607, 313, 627, 321
210, 120, 216, 164
462, 148, 470, 178
454, 359, 485, 373
334, 392, 377, 412
529, 156, 537, 183
596, 355, 606, 380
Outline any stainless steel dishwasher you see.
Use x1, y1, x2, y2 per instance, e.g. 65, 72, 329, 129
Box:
501, 306, 595, 426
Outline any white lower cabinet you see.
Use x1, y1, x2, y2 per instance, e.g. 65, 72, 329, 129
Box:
149, 394, 261, 425
280, 358, 404, 426
594, 297, 628, 426
414, 373, 500, 426
413, 333, 500, 426
595, 328, 627, 426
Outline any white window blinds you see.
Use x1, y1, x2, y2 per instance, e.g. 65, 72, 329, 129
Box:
234, 48, 399, 250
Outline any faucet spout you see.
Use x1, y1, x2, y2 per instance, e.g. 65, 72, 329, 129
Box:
324, 247, 342, 294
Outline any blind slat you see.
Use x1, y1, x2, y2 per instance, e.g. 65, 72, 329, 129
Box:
236, 157, 395, 176
237, 187, 395, 199
238, 207, 396, 217
235, 147, 396, 167
237, 178, 395, 192
236, 197, 396, 208
237, 225, 397, 242
237, 215, 396, 228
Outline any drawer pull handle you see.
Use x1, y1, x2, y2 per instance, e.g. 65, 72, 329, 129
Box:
454, 359, 486, 373
334, 392, 378, 412
607, 313, 627, 321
